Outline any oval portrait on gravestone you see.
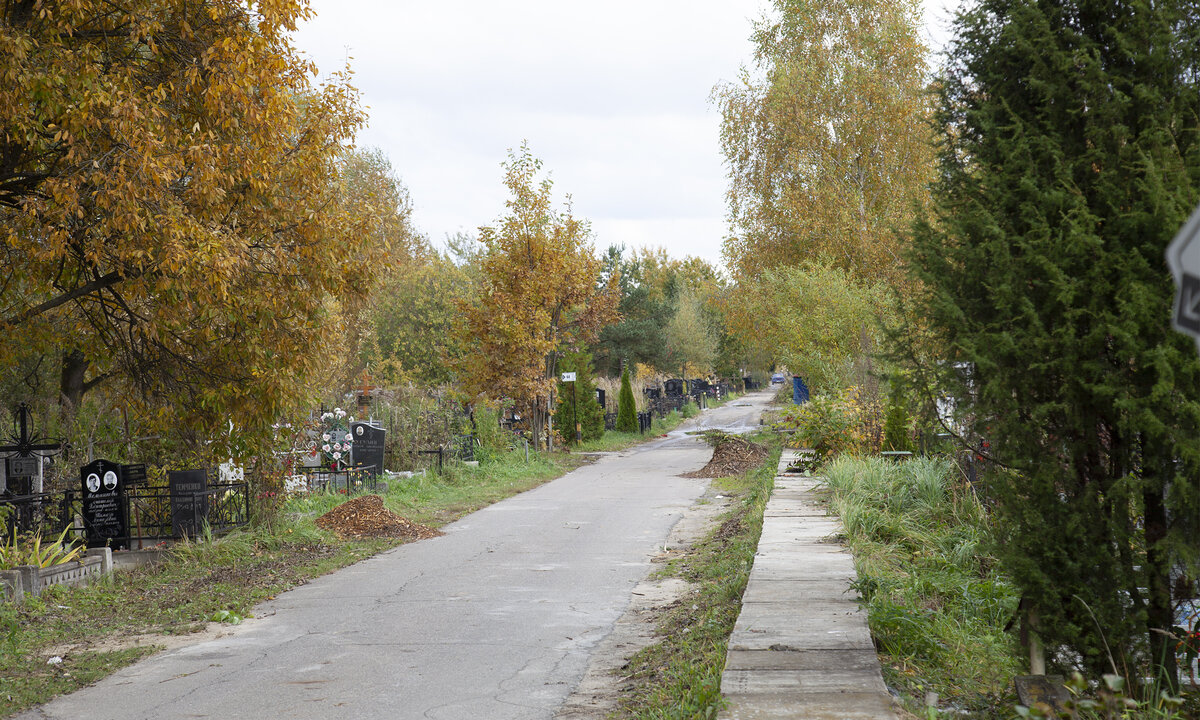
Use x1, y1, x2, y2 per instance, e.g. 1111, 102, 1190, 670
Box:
356, 425, 364, 436
103, 470, 118, 490
86, 473, 101, 493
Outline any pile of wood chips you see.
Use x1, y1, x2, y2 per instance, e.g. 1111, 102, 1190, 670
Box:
315, 494, 443, 541
683, 435, 770, 478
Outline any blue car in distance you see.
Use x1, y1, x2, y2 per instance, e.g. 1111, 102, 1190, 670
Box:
770, 373, 785, 384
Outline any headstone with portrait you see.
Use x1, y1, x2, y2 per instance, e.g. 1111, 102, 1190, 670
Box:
81, 459, 128, 549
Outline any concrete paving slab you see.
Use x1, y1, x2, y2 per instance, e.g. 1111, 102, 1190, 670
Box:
759, 503, 828, 518
740, 579, 862, 604
733, 600, 866, 625
720, 691, 898, 720
753, 531, 849, 551
771, 478, 824, 492
747, 555, 857, 582
722, 667, 889, 694
755, 518, 842, 541
724, 648, 881, 672
728, 620, 874, 652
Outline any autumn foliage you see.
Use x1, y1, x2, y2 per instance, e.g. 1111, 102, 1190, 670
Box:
457, 144, 618, 448
0, 0, 398, 453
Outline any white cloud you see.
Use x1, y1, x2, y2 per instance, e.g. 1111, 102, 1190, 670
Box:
293, 0, 960, 270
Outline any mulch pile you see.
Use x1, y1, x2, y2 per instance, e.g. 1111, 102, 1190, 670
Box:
315, 495, 443, 541
682, 436, 770, 478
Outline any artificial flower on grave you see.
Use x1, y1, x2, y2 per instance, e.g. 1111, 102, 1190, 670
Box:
317, 408, 354, 470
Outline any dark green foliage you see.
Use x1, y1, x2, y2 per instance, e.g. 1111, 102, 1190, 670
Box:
592, 246, 670, 375
907, 0, 1200, 685
616, 365, 637, 432
554, 351, 605, 445
882, 382, 913, 452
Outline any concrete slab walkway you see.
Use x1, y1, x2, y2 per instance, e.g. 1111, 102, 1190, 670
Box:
718, 450, 898, 720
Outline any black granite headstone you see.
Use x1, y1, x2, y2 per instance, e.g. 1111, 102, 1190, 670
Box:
350, 422, 386, 477
169, 468, 209, 538
81, 459, 128, 549
121, 463, 147, 486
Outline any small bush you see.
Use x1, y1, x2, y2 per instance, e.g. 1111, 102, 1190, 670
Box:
775, 388, 871, 460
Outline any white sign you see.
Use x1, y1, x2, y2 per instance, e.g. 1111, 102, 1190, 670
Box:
1166, 201, 1200, 344
561, 372, 577, 382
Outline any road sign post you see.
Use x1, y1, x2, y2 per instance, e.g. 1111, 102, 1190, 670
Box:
560, 372, 580, 444
1165, 202, 1200, 350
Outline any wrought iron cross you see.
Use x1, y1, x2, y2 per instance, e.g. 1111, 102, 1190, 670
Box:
0, 402, 63, 458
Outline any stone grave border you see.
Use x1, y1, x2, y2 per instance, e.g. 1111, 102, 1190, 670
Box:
1, 547, 113, 603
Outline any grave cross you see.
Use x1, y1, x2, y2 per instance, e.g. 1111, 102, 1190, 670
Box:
0, 402, 63, 459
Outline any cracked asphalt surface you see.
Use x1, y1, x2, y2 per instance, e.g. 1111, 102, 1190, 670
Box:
17, 392, 771, 720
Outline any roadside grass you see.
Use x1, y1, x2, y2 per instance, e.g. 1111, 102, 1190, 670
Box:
823, 455, 1022, 718
574, 409, 689, 453
617, 435, 780, 720
0, 448, 579, 718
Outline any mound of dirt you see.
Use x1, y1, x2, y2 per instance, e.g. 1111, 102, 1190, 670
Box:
315, 495, 443, 541
683, 436, 769, 478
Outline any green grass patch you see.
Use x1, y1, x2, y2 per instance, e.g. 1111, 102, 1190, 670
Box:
824, 455, 1022, 717
617, 436, 780, 719
574, 412, 686, 453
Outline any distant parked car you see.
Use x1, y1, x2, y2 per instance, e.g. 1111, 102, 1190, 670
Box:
770, 373, 785, 384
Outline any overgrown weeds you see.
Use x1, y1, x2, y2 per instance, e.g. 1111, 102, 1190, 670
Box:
824, 455, 1021, 717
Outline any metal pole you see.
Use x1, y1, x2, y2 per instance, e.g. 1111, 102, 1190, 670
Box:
572, 380, 580, 444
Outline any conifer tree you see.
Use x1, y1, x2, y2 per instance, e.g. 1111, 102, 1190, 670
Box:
616, 365, 638, 432
555, 351, 605, 444
908, 0, 1200, 684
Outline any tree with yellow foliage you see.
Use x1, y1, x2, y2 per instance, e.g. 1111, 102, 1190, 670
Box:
714, 0, 934, 287
458, 143, 618, 449
0, 0, 394, 454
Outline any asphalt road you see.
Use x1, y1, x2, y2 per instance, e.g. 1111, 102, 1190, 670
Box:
18, 391, 771, 720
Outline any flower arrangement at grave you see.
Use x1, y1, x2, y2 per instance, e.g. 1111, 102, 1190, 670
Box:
318, 408, 354, 471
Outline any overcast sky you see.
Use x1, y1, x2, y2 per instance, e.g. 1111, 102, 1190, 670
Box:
291, 1, 962, 271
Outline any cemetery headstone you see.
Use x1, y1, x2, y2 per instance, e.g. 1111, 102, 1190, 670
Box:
2, 402, 62, 497
121, 463, 147, 486
168, 468, 210, 538
350, 422, 386, 477
81, 459, 128, 549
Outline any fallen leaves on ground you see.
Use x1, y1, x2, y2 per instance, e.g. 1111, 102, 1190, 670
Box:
682, 436, 769, 478
315, 495, 443, 540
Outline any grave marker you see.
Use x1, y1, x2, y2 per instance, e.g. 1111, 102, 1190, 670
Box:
350, 422, 386, 477
81, 459, 128, 549
168, 468, 209, 538
120, 463, 148, 486
1, 403, 62, 495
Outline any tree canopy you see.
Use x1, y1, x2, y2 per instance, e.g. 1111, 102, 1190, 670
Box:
715, 0, 933, 288
457, 143, 618, 448
907, 0, 1200, 684
0, 0, 397, 454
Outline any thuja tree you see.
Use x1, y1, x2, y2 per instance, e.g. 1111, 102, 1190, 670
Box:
908, 0, 1200, 685
616, 365, 637, 432
555, 350, 605, 444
